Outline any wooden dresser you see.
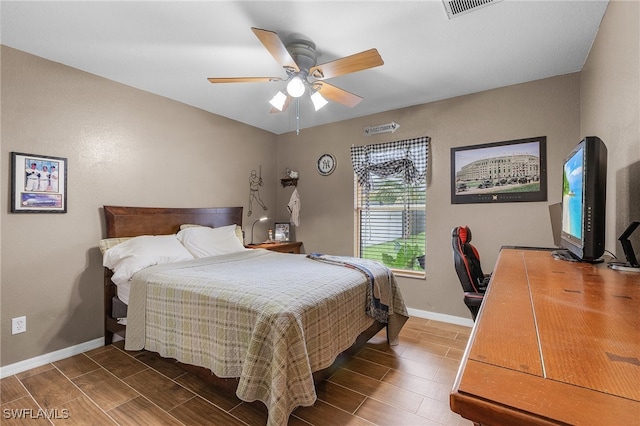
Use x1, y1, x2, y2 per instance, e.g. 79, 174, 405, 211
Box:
246, 241, 302, 254
450, 247, 640, 425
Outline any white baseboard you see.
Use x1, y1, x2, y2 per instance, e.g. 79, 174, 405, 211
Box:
407, 308, 474, 328
0, 337, 104, 379
1, 310, 471, 379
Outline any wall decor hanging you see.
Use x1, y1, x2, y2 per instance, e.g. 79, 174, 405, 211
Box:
450, 136, 547, 204
363, 121, 400, 136
316, 153, 336, 176
11, 152, 67, 213
248, 165, 268, 216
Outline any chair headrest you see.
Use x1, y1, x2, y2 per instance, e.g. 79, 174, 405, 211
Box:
454, 226, 472, 244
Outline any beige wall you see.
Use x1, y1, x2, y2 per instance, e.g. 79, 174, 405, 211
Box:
275, 0, 639, 321
2, 0, 638, 368
580, 0, 640, 256
1, 46, 277, 366
276, 74, 581, 319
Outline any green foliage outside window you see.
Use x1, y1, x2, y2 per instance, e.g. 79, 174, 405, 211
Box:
360, 178, 426, 271
361, 233, 425, 271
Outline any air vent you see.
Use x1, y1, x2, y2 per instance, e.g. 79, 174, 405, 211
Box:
443, 0, 501, 19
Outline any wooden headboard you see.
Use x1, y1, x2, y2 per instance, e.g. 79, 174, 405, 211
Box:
103, 205, 244, 238
102, 205, 243, 345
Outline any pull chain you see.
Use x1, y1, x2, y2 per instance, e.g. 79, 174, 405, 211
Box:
295, 98, 300, 135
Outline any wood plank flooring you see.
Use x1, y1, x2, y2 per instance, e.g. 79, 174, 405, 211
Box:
1, 317, 473, 425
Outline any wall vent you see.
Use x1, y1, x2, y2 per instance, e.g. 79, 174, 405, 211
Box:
443, 0, 502, 19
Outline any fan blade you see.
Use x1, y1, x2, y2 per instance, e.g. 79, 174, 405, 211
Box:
207, 77, 283, 84
251, 27, 300, 72
314, 82, 363, 108
310, 48, 383, 80
270, 95, 292, 113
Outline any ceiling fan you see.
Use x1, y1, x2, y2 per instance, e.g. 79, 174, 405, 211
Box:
207, 27, 384, 113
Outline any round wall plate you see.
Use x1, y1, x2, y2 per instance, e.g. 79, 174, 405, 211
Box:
317, 153, 336, 176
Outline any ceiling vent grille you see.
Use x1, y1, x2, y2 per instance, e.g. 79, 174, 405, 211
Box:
443, 0, 501, 19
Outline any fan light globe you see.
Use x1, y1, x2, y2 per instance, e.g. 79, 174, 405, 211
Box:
311, 91, 328, 111
269, 91, 287, 111
286, 76, 306, 98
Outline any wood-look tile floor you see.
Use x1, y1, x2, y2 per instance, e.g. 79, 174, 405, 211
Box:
1, 317, 473, 425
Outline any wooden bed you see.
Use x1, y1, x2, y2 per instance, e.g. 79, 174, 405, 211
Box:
103, 205, 246, 344
101, 205, 402, 425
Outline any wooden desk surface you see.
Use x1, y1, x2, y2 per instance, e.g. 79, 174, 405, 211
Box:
451, 248, 640, 425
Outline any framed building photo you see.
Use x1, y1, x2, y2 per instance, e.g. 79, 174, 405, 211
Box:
451, 136, 547, 204
11, 152, 67, 213
274, 222, 291, 241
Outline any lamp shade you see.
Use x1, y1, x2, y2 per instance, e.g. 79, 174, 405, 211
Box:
269, 91, 287, 111
311, 91, 328, 111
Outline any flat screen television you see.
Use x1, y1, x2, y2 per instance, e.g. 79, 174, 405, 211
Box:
555, 136, 607, 262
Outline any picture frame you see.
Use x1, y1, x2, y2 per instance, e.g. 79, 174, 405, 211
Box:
451, 136, 547, 204
274, 222, 291, 241
11, 152, 67, 213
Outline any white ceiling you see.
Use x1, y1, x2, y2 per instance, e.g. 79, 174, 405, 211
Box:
1, 1, 608, 135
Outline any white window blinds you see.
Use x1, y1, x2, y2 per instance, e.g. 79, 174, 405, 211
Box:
351, 137, 429, 273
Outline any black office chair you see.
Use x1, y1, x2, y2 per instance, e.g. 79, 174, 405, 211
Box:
452, 226, 491, 321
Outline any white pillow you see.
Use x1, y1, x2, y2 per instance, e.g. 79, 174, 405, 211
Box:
177, 224, 247, 258
103, 235, 194, 285
180, 223, 244, 244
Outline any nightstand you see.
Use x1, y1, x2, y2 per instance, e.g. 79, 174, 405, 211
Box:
246, 241, 302, 254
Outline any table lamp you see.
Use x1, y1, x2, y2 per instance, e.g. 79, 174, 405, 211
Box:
250, 216, 268, 244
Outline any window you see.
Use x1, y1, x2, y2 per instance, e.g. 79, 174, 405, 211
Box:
351, 137, 429, 276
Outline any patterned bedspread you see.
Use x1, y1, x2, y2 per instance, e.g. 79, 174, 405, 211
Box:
306, 252, 408, 343
125, 249, 408, 426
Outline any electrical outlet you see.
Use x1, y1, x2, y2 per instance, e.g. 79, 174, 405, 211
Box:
12, 316, 26, 335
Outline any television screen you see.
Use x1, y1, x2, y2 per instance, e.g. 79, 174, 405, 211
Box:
556, 136, 607, 262
562, 145, 584, 242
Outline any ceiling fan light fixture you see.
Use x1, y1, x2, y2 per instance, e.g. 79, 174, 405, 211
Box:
286, 76, 306, 98
311, 91, 328, 111
269, 91, 287, 111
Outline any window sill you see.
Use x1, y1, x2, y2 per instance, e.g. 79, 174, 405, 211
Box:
392, 270, 426, 280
